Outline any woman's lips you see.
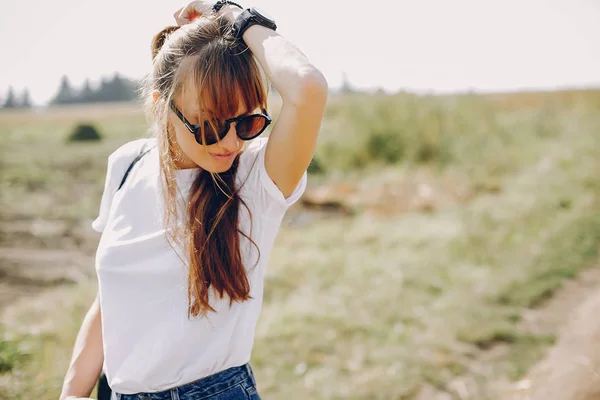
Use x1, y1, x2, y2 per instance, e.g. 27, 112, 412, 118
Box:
210, 152, 236, 162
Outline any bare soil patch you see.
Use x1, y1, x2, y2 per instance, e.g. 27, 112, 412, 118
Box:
507, 264, 600, 400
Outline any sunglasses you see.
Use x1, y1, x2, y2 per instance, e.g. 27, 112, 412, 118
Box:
169, 101, 272, 146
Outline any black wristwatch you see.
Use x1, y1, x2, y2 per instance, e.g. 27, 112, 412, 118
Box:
232, 8, 277, 41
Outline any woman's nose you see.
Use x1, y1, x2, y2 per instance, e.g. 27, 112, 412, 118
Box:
217, 123, 241, 151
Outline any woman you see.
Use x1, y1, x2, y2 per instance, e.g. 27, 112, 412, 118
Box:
59, 1, 327, 399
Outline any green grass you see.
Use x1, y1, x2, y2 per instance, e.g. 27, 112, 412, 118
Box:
1, 90, 600, 399
0, 339, 26, 373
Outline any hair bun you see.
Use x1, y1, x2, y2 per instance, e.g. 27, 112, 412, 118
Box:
151, 26, 181, 60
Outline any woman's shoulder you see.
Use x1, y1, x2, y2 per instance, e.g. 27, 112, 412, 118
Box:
108, 137, 156, 164
103, 137, 156, 182
235, 136, 307, 209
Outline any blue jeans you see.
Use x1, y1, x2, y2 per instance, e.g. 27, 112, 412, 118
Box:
115, 364, 261, 400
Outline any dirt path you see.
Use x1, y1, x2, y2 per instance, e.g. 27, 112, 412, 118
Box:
507, 265, 600, 400
0, 218, 98, 314
0, 246, 95, 312
412, 265, 600, 400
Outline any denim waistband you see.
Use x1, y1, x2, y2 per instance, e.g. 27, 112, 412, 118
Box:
115, 363, 255, 400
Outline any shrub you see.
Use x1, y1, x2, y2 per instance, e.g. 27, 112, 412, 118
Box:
307, 156, 325, 175
316, 93, 455, 172
0, 338, 23, 373
67, 123, 102, 142
365, 127, 405, 164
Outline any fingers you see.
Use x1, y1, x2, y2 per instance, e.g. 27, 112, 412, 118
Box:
187, 10, 202, 22
174, 5, 192, 26
173, 7, 184, 20
174, 2, 214, 26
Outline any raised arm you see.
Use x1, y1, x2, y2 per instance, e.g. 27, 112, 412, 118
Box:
239, 17, 328, 197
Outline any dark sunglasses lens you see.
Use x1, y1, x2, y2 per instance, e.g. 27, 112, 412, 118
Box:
194, 121, 222, 145
237, 116, 267, 139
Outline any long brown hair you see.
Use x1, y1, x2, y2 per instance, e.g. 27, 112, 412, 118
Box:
143, 14, 268, 317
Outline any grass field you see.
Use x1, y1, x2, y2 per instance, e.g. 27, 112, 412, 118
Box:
1, 89, 599, 399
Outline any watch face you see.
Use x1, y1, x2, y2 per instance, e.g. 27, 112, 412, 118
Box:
251, 7, 276, 24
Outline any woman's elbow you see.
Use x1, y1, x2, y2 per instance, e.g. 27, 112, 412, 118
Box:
287, 67, 328, 107
301, 68, 328, 101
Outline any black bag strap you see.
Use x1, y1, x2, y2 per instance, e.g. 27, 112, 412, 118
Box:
97, 371, 112, 400
117, 142, 155, 191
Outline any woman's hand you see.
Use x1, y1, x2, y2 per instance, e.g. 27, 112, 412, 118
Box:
173, 1, 241, 26
173, 1, 212, 25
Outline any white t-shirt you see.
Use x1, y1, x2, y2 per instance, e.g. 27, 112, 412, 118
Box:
92, 137, 306, 394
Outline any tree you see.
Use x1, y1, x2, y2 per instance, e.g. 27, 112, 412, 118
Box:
52, 75, 76, 105
47, 74, 139, 106
340, 72, 355, 94
79, 78, 95, 103
20, 88, 32, 108
95, 73, 136, 102
2, 86, 17, 108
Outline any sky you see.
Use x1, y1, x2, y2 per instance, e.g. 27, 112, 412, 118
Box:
0, 0, 599, 105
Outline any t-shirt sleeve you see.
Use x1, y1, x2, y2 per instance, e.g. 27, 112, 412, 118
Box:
91, 139, 150, 233
237, 137, 308, 213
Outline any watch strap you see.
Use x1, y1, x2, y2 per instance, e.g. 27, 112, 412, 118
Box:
232, 8, 277, 41
212, 1, 243, 13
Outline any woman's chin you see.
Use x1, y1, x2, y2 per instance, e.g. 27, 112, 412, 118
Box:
207, 155, 237, 173
193, 153, 237, 174
207, 161, 234, 174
